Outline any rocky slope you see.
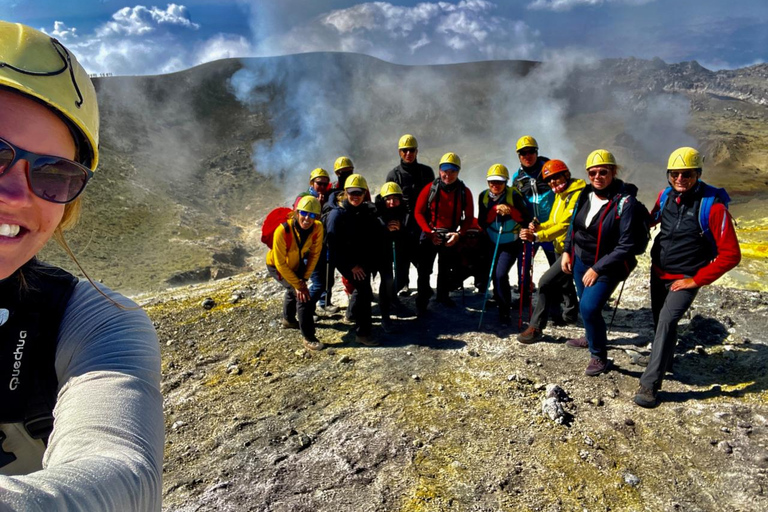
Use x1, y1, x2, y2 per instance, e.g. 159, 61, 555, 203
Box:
148, 255, 768, 511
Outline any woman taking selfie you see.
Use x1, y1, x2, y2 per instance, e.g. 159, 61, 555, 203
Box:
0, 22, 162, 510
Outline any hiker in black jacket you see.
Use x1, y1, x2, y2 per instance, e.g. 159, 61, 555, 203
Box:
385, 134, 435, 295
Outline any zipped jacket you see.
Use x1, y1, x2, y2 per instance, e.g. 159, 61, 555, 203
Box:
477, 186, 531, 245
325, 197, 384, 276
266, 218, 323, 290
414, 180, 475, 234
511, 156, 553, 221
386, 160, 435, 213
563, 179, 644, 279
536, 179, 586, 254
650, 182, 740, 286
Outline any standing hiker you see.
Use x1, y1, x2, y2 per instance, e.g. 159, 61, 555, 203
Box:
518, 159, 586, 343
301, 168, 338, 313
477, 164, 531, 326
414, 153, 475, 316
325, 174, 384, 345
561, 150, 648, 376
374, 182, 414, 330
386, 134, 435, 294
0, 21, 163, 510
266, 196, 325, 351
634, 147, 740, 408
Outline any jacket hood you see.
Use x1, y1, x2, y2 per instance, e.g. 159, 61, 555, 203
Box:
563, 178, 586, 195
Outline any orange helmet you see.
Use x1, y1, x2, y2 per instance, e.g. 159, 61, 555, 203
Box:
541, 159, 569, 180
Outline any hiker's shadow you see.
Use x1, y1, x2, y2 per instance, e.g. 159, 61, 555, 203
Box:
614, 314, 768, 402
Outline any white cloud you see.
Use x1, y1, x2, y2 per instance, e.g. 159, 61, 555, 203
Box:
257, 0, 543, 64
43, 21, 78, 41
96, 3, 200, 37
527, 0, 656, 12
195, 34, 254, 66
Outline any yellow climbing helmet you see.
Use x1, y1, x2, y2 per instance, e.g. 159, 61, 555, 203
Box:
344, 173, 368, 191
380, 182, 403, 198
309, 167, 330, 183
585, 149, 617, 169
486, 163, 509, 181
439, 152, 461, 170
0, 21, 99, 170
515, 136, 538, 152
667, 147, 703, 170
295, 195, 321, 216
334, 156, 354, 174
398, 134, 418, 150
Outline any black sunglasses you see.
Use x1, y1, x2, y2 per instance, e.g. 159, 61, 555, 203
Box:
667, 170, 696, 180
0, 137, 93, 204
347, 190, 365, 197
587, 169, 610, 178
518, 149, 537, 156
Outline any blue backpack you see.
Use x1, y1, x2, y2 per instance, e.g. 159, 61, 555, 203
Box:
656, 182, 731, 255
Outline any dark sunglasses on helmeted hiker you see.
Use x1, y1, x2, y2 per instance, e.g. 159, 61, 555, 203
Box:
518, 149, 537, 156
0, 137, 93, 204
298, 210, 318, 219
667, 170, 696, 180
587, 169, 610, 178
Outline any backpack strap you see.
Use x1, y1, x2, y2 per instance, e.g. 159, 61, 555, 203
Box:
654, 186, 673, 223
698, 183, 731, 251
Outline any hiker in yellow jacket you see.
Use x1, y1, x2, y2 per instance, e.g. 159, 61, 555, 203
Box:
518, 160, 586, 343
266, 196, 325, 350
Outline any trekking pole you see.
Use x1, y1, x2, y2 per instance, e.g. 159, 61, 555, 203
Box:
518, 241, 533, 330
607, 279, 626, 336
325, 247, 331, 308
392, 241, 398, 293
525, 242, 534, 324
478, 222, 503, 330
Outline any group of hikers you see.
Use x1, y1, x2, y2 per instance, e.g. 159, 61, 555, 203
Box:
266, 134, 741, 409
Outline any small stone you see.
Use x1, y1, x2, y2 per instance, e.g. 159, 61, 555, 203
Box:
229, 294, 242, 304
406, 351, 414, 356
296, 433, 312, 450
534, 382, 547, 391
295, 349, 308, 358
624, 473, 641, 486
584, 436, 595, 447
589, 397, 604, 406
507, 374, 516, 382
718, 441, 733, 454
542, 397, 566, 424
450, 460, 464, 469
695, 345, 706, 355
263, 371, 272, 377
172, 420, 185, 431
579, 450, 589, 460
468, 349, 480, 357
546, 385, 570, 402
338, 355, 352, 364
721, 427, 731, 433
202, 298, 215, 310
411, 374, 421, 381
166, 339, 174, 346
624, 418, 635, 427
226, 364, 241, 375
413, 440, 424, 448
536, 363, 543, 367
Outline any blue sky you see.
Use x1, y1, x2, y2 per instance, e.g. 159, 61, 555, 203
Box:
3, 0, 766, 75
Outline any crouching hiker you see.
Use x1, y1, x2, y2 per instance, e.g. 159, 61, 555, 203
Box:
325, 174, 384, 346
634, 147, 741, 408
518, 159, 586, 342
266, 196, 325, 351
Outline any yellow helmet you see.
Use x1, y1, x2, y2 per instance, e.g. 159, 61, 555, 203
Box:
515, 136, 538, 152
0, 21, 99, 170
486, 163, 509, 181
295, 195, 321, 216
309, 167, 330, 182
380, 182, 403, 198
398, 134, 418, 150
667, 147, 703, 170
439, 152, 461, 170
585, 149, 617, 169
344, 173, 368, 191
334, 156, 354, 173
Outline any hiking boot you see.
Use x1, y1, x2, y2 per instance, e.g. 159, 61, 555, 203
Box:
381, 317, 395, 333
318, 303, 339, 315
633, 385, 658, 408
633, 355, 650, 367
517, 326, 542, 344
585, 357, 611, 376
356, 335, 379, 346
398, 288, 412, 297
302, 336, 325, 352
566, 337, 588, 349
281, 318, 300, 330
394, 303, 414, 319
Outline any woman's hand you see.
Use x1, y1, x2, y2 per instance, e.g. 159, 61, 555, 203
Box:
296, 281, 310, 302
495, 204, 511, 217
387, 220, 401, 232
351, 265, 366, 280
561, 252, 573, 274
445, 232, 459, 247
582, 268, 599, 287
670, 278, 698, 292
519, 228, 535, 242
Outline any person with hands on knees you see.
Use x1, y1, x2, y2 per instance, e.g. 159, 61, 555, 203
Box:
634, 147, 740, 408
414, 152, 475, 316
0, 21, 163, 511
518, 159, 586, 343
266, 195, 325, 351
325, 174, 384, 346
561, 150, 648, 377
477, 164, 531, 326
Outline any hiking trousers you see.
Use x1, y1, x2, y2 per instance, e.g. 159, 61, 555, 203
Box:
530, 254, 578, 330
492, 240, 521, 316
573, 255, 620, 361
267, 264, 316, 339
342, 272, 373, 336
416, 238, 459, 308
640, 274, 699, 391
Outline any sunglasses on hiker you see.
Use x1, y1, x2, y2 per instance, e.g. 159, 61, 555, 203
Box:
298, 210, 318, 219
587, 168, 610, 178
400, 148, 416, 154
518, 149, 537, 156
347, 190, 365, 197
0, 137, 93, 204
667, 170, 696, 180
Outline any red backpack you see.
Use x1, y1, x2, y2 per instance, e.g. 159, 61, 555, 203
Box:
261, 207, 293, 249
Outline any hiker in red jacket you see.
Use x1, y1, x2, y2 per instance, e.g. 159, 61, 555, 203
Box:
634, 147, 740, 408
414, 152, 475, 316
